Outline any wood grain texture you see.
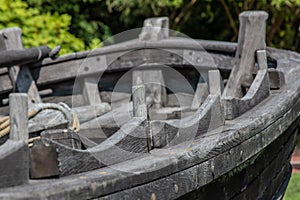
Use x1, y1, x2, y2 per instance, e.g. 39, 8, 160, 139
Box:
72, 103, 111, 123
0, 30, 299, 200
41, 118, 147, 176
223, 11, 268, 98
191, 82, 208, 109
0, 79, 298, 199
222, 50, 270, 119
151, 94, 224, 148
0, 140, 28, 188
9, 93, 28, 141
82, 77, 102, 105
132, 76, 147, 118
0, 28, 42, 104
79, 102, 133, 139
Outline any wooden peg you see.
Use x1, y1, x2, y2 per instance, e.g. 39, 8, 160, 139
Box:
9, 93, 28, 142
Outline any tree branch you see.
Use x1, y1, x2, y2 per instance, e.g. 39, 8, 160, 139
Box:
220, 0, 238, 40
267, 11, 285, 45
172, 0, 197, 29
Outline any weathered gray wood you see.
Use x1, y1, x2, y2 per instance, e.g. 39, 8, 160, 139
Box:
0, 140, 28, 188
139, 17, 169, 41
9, 93, 28, 141
0, 42, 233, 95
72, 103, 110, 123
132, 76, 147, 118
0, 20, 300, 200
102, 121, 296, 200
30, 141, 59, 179
79, 102, 133, 139
133, 69, 167, 108
167, 93, 194, 107
191, 81, 208, 109
2, 89, 53, 105
148, 106, 192, 120
41, 118, 147, 176
223, 11, 268, 98
0, 28, 42, 104
268, 68, 285, 89
222, 50, 270, 119
82, 77, 102, 105
150, 94, 224, 148
0, 85, 298, 199
0, 46, 51, 68
178, 125, 295, 200
27, 103, 72, 133
208, 70, 223, 95
101, 91, 131, 108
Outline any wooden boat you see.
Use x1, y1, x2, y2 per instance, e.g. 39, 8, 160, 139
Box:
0, 11, 299, 199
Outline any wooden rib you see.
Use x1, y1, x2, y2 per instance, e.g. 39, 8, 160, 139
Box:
223, 11, 268, 98
9, 93, 28, 141
222, 50, 270, 120
40, 117, 147, 176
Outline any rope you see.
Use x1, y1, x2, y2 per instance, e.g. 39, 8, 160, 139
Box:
0, 103, 80, 146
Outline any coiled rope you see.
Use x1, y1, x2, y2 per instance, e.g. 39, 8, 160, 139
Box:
0, 103, 80, 146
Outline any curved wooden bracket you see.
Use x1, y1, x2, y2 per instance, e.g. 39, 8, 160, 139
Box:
222, 50, 270, 119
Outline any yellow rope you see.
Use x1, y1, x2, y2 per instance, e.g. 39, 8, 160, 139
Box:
0, 105, 80, 142
28, 136, 41, 143
0, 116, 9, 124
0, 118, 9, 130
0, 126, 9, 138
72, 112, 80, 132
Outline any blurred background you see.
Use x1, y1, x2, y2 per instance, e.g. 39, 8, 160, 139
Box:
1, 0, 300, 55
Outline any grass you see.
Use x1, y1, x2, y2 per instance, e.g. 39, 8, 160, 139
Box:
284, 173, 300, 200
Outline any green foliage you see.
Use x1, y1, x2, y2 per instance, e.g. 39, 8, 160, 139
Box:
27, 0, 111, 49
0, 0, 86, 55
284, 173, 300, 200
1, 0, 300, 54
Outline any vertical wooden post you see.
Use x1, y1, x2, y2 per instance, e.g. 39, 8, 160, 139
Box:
0, 28, 42, 105
132, 69, 166, 108
132, 77, 147, 118
208, 70, 223, 96
9, 93, 28, 141
223, 11, 268, 98
191, 76, 208, 109
256, 50, 268, 70
82, 77, 102, 105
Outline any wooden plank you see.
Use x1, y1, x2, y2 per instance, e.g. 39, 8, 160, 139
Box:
208, 70, 223, 95
191, 77, 208, 109
0, 140, 28, 188
79, 102, 133, 139
82, 77, 102, 105
30, 142, 59, 179
9, 93, 28, 141
72, 103, 110, 123
0, 31, 299, 200
0, 46, 51, 68
50, 118, 147, 176
139, 17, 169, 41
0, 92, 298, 199
222, 50, 270, 119
151, 94, 224, 148
0, 45, 234, 95
223, 11, 268, 98
102, 121, 296, 200
133, 69, 167, 108
132, 76, 147, 118
0, 28, 41, 104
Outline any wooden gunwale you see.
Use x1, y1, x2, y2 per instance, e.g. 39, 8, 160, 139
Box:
0, 39, 278, 97
0, 48, 299, 199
